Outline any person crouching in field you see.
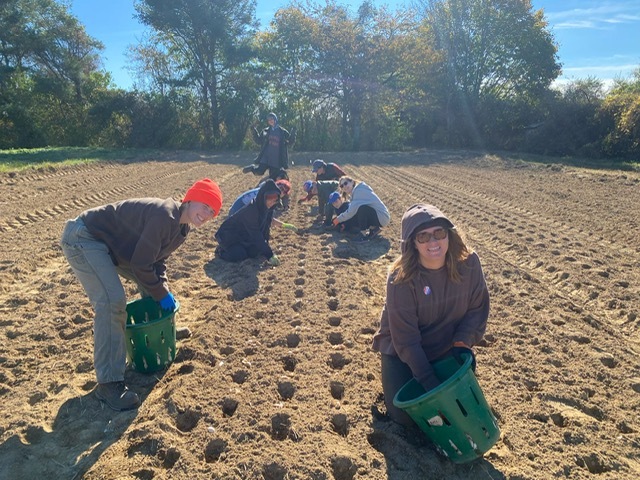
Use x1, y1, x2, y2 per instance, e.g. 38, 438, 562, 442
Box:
298, 179, 339, 223
323, 191, 357, 233
311, 159, 346, 181
214, 180, 283, 266
274, 178, 292, 212
332, 176, 390, 242
372, 204, 489, 426
60, 179, 223, 411
229, 179, 291, 217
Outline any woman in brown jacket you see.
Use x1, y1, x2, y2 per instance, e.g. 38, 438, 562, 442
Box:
372, 204, 490, 425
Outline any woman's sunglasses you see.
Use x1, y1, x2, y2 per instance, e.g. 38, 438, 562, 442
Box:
415, 228, 448, 243
339, 181, 350, 188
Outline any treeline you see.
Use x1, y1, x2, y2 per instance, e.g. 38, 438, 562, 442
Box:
1, 0, 638, 159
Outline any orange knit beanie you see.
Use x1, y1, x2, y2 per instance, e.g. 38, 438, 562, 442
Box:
183, 178, 223, 216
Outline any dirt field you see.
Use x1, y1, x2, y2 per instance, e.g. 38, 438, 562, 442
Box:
0, 150, 639, 480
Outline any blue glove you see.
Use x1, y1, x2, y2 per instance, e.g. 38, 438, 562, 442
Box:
451, 346, 476, 372
159, 292, 177, 311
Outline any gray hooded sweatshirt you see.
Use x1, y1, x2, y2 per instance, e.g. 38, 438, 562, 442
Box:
335, 182, 390, 227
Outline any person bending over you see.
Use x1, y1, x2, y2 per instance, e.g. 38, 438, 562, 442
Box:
214, 180, 283, 266
298, 179, 339, 223
311, 159, 346, 181
60, 179, 223, 411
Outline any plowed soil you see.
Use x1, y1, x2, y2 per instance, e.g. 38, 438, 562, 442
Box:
1, 150, 639, 480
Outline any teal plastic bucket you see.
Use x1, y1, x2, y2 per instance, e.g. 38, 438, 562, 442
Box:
125, 297, 179, 373
393, 353, 500, 463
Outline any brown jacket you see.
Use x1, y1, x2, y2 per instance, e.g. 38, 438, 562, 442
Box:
80, 198, 188, 300
372, 252, 489, 386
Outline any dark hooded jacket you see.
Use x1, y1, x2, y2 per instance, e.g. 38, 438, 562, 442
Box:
252, 114, 295, 169
214, 180, 281, 259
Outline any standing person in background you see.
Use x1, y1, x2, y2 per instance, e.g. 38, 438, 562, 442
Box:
60, 179, 223, 411
332, 176, 390, 242
242, 113, 296, 180
372, 204, 489, 426
214, 180, 283, 265
311, 159, 346, 181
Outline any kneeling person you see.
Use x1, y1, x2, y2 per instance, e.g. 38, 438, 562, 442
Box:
215, 180, 282, 265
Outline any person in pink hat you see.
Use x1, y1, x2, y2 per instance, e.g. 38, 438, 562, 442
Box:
60, 179, 223, 411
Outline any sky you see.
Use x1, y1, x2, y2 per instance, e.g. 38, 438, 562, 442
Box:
69, 0, 639, 91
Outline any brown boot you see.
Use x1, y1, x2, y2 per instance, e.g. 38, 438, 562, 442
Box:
95, 381, 140, 411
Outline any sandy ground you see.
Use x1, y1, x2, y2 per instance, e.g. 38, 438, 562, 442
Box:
0, 150, 639, 480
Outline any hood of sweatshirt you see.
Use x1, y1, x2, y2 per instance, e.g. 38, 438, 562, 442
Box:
255, 179, 282, 214
400, 204, 454, 254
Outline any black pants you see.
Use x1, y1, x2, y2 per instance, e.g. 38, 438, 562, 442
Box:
380, 354, 415, 426
244, 163, 283, 180
354, 205, 381, 231
216, 244, 260, 262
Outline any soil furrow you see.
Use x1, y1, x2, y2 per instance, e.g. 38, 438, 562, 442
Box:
1, 152, 639, 480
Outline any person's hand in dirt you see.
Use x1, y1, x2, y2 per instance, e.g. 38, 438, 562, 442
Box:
281, 223, 298, 232
272, 218, 297, 232
267, 255, 281, 266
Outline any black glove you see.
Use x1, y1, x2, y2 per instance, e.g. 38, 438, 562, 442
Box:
418, 369, 441, 393
451, 346, 476, 372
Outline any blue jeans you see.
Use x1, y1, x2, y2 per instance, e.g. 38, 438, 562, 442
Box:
60, 218, 135, 384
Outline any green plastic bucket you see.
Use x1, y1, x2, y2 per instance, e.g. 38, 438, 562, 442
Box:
393, 353, 500, 463
125, 297, 179, 373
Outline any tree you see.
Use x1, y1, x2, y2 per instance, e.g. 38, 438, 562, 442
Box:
599, 67, 640, 158
259, 1, 415, 150
418, 0, 561, 147
134, 0, 258, 147
519, 79, 605, 157
0, 0, 105, 147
